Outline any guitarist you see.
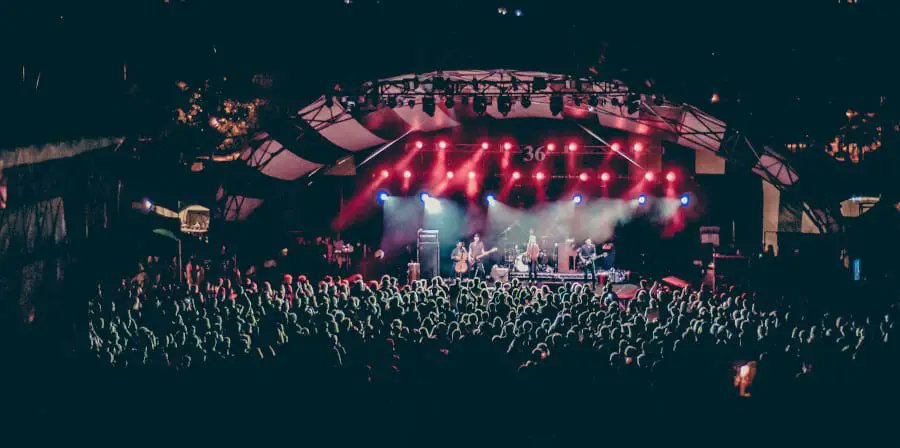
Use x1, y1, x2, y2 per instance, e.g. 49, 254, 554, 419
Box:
451, 242, 468, 279
468, 233, 487, 279
578, 238, 598, 286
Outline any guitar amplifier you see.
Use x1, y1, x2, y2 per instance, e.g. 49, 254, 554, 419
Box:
557, 239, 576, 273
417, 229, 439, 244
417, 229, 440, 279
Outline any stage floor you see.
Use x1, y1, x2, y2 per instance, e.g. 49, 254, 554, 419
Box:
502, 269, 629, 283
509, 271, 604, 281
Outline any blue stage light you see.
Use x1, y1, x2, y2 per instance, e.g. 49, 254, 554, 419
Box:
637, 194, 648, 205
572, 194, 583, 205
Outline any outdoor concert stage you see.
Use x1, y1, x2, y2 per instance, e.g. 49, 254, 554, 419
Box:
227, 70, 828, 283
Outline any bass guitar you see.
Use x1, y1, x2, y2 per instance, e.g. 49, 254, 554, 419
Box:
456, 247, 498, 273
469, 247, 498, 263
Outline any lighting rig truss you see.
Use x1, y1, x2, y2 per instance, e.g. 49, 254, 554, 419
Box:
335, 72, 633, 117
402, 141, 614, 155
296, 70, 838, 233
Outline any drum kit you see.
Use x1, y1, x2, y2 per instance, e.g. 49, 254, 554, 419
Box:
503, 235, 557, 273
512, 251, 553, 273
500, 235, 622, 277
495, 225, 622, 278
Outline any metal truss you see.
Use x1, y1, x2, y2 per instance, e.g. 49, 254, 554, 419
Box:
400, 142, 614, 155
338, 70, 633, 115
724, 132, 837, 233
296, 70, 838, 233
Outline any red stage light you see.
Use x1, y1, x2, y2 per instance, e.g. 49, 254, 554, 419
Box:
600, 172, 611, 182
568, 142, 578, 152
468, 171, 476, 180
644, 171, 655, 182
610, 142, 621, 152
547, 143, 557, 152
403, 170, 412, 179
380, 169, 390, 178
503, 142, 513, 151
414, 140, 424, 149
665, 171, 677, 182
438, 140, 448, 150
578, 172, 589, 182
481, 142, 490, 150
633, 142, 644, 153
446, 171, 454, 179
512, 171, 522, 180
535, 172, 546, 181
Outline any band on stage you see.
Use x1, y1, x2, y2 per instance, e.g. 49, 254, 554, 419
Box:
449, 228, 616, 283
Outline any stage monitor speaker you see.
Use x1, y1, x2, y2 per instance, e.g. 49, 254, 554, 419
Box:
661, 276, 689, 289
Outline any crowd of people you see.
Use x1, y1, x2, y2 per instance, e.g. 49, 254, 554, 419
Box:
79, 249, 900, 441
130, 237, 379, 291
87, 256, 897, 425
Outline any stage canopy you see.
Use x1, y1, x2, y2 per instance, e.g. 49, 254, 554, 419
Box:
221, 69, 831, 242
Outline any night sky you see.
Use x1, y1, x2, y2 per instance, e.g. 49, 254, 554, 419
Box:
2, 0, 894, 147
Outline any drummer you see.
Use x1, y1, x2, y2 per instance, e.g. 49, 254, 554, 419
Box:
525, 234, 541, 282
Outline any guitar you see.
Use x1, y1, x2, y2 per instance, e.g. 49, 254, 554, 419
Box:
577, 252, 607, 267
456, 247, 497, 273
469, 247, 498, 263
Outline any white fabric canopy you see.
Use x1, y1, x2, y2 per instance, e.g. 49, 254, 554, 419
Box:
242, 138, 323, 181
1, 137, 121, 169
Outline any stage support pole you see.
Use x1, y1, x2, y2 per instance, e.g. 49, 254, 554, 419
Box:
577, 123, 642, 168
357, 129, 414, 169
178, 237, 183, 285
338, 181, 344, 241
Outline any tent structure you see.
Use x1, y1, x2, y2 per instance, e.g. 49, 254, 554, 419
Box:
1, 137, 121, 322
224, 69, 836, 250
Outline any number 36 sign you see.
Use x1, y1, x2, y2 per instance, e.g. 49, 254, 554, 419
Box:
520, 145, 547, 162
